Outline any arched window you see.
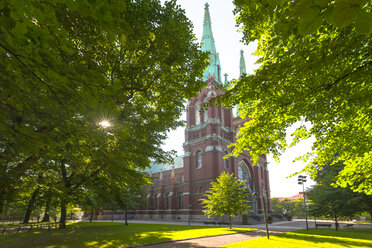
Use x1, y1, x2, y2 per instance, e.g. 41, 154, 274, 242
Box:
195, 104, 201, 125
177, 192, 183, 209
165, 193, 170, 209
153, 195, 158, 209
221, 107, 225, 126
238, 161, 251, 192
203, 106, 208, 122
196, 151, 202, 169
224, 151, 228, 170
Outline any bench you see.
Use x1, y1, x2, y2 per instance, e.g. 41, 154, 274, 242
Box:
345, 224, 354, 229
203, 221, 216, 225
315, 223, 332, 229
217, 222, 229, 226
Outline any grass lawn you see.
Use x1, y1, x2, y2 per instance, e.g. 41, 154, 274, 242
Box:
0, 221, 256, 248
222, 228, 372, 248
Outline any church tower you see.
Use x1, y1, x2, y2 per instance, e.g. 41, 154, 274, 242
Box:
182, 3, 271, 221
182, 3, 235, 216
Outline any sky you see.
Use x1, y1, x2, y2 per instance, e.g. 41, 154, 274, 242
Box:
161, 0, 315, 197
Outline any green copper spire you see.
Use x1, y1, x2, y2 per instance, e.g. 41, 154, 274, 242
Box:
239, 50, 247, 76
235, 50, 247, 117
201, 3, 222, 83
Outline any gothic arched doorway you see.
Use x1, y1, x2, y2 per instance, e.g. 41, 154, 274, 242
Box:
238, 161, 257, 216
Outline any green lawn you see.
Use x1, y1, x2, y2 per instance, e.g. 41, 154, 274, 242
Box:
222, 228, 372, 248
0, 221, 256, 248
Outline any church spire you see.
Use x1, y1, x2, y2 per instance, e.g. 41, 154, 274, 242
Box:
239, 50, 247, 76
201, 3, 222, 83
224, 73, 228, 86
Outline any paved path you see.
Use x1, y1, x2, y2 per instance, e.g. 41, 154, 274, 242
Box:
119, 219, 304, 248
133, 229, 278, 248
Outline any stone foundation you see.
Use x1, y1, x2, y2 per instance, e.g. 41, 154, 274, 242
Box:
90, 210, 268, 225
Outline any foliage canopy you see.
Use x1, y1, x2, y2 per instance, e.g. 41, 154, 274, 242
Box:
0, 0, 208, 225
226, 0, 372, 194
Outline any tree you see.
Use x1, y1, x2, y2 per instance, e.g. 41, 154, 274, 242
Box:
0, 0, 208, 221
200, 172, 250, 229
81, 173, 147, 226
224, 0, 372, 194
308, 160, 366, 230
308, 184, 362, 230
271, 198, 283, 214
271, 198, 305, 219
360, 194, 372, 223
310, 160, 372, 223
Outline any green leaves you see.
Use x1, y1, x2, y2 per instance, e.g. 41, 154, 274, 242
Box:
14, 21, 27, 35
231, 0, 372, 195
355, 9, 372, 34
1, 0, 207, 215
292, 0, 316, 18
290, 0, 371, 35
332, 0, 361, 28
314, 0, 331, 8
298, 8, 322, 34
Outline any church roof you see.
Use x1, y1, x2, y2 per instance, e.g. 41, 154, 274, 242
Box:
143, 156, 184, 174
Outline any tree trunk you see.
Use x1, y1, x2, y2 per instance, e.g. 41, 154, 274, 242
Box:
4, 204, 8, 216
0, 190, 5, 215
111, 206, 114, 222
59, 198, 67, 229
335, 214, 339, 231
42, 191, 52, 222
59, 159, 69, 229
89, 206, 93, 223
125, 209, 128, 226
369, 211, 372, 223
23, 188, 40, 224
228, 215, 232, 229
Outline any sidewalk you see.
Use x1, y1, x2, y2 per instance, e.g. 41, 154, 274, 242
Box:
126, 229, 278, 248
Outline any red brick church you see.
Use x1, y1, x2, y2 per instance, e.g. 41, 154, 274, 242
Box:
99, 3, 272, 224
130, 3, 272, 224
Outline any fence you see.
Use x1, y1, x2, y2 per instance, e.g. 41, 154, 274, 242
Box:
0, 216, 60, 235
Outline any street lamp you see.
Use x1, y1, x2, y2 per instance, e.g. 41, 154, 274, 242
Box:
253, 192, 269, 239
188, 204, 192, 226
298, 175, 309, 230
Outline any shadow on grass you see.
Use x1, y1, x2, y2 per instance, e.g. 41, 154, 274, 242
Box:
0, 222, 256, 248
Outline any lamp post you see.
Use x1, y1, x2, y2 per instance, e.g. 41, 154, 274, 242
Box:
298, 175, 309, 230
188, 204, 192, 226
253, 192, 269, 239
